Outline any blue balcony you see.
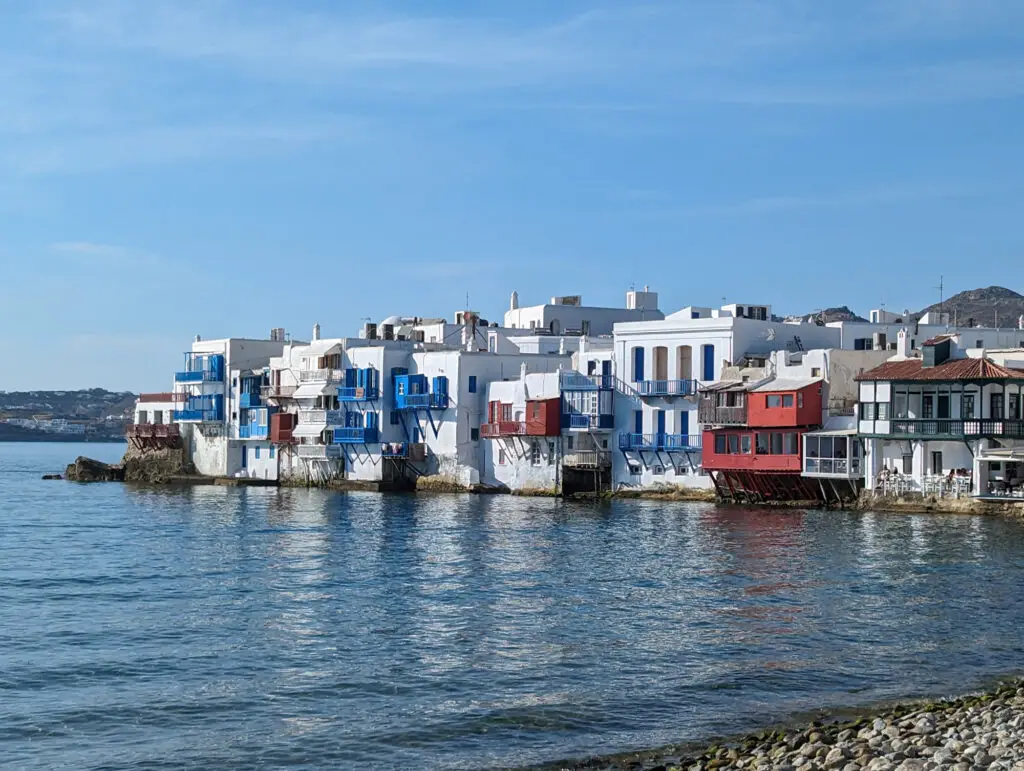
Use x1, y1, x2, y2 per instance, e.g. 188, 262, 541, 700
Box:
239, 424, 269, 439
618, 433, 702, 451
333, 426, 380, 444
636, 379, 699, 398
174, 353, 225, 383
173, 408, 224, 422
173, 394, 224, 423
562, 413, 615, 430
240, 392, 262, 408
560, 372, 613, 391
339, 367, 380, 401
339, 386, 380, 401
393, 374, 449, 411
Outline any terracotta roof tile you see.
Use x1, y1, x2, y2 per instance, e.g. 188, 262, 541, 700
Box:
856, 357, 1024, 382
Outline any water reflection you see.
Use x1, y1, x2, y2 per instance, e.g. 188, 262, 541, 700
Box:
4, 444, 1024, 770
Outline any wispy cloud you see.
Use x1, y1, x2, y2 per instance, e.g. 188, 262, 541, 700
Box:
0, 0, 1021, 180
51, 241, 162, 265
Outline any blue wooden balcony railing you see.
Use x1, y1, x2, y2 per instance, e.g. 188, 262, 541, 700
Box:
562, 413, 615, 430
333, 426, 380, 444
635, 379, 699, 397
239, 392, 261, 408
618, 433, 703, 451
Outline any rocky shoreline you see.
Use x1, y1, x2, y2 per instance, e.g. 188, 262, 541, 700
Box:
547, 679, 1024, 771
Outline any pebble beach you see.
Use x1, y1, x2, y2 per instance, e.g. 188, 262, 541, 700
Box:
567, 680, 1024, 771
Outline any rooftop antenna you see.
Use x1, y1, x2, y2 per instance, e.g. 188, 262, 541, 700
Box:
465, 291, 470, 309
936, 274, 944, 318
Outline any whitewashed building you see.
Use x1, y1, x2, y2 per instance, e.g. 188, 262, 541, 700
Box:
857, 331, 1024, 499
611, 302, 842, 492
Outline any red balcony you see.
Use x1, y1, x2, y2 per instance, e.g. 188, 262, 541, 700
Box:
701, 428, 804, 473
138, 392, 185, 403
270, 412, 296, 443
127, 423, 181, 439
480, 421, 527, 438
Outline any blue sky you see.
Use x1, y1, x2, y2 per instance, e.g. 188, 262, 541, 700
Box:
2, 0, 1023, 391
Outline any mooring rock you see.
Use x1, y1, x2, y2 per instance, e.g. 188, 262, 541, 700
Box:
64, 456, 125, 483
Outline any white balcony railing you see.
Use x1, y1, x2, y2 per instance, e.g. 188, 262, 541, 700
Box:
563, 451, 612, 468
298, 369, 344, 383
298, 409, 327, 424
296, 444, 343, 459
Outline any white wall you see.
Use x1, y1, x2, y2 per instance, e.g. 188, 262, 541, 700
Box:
482, 436, 559, 491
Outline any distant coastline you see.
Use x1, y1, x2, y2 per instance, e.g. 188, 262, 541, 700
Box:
0, 426, 125, 444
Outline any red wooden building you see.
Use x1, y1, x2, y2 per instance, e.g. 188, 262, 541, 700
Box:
481, 398, 561, 438
701, 378, 825, 503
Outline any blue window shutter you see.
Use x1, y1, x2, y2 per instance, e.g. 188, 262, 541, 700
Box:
634, 409, 643, 434
680, 410, 689, 436
702, 345, 715, 381
366, 412, 378, 429
633, 347, 645, 382
656, 410, 665, 435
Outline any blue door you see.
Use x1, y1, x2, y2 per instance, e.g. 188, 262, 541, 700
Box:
633, 347, 645, 383
634, 409, 643, 435
656, 410, 666, 448
702, 344, 715, 381
680, 410, 689, 445
241, 446, 248, 469
601, 359, 612, 389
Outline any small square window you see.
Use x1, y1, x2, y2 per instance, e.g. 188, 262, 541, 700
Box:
811, 367, 822, 377
471, 427, 480, 441
468, 376, 477, 393
767, 395, 782, 408
782, 394, 794, 408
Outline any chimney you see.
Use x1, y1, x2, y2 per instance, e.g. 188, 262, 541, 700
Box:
312, 322, 321, 341
896, 328, 911, 359
559, 337, 566, 355
194, 334, 202, 343
520, 361, 528, 380
510, 290, 519, 311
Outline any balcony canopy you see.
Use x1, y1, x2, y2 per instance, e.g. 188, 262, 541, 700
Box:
292, 424, 326, 438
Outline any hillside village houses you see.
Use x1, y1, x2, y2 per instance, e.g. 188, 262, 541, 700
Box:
129, 287, 1024, 502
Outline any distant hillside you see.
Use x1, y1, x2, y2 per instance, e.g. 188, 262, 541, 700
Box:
786, 306, 868, 324
917, 286, 1024, 328
0, 389, 135, 442
0, 388, 136, 418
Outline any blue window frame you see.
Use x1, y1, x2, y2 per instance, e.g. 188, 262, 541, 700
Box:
269, 446, 275, 459
468, 375, 477, 393
255, 447, 261, 460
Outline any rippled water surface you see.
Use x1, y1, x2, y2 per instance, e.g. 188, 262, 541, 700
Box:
3, 443, 1024, 769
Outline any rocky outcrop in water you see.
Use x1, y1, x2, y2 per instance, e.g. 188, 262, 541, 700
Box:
64, 456, 125, 482
121, 446, 193, 483
63, 446, 193, 484
578, 680, 1024, 771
